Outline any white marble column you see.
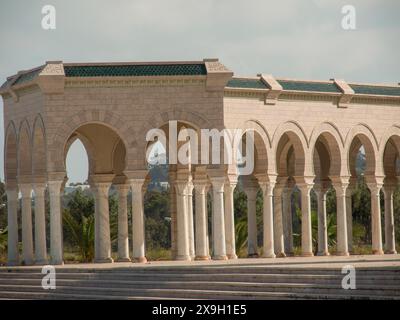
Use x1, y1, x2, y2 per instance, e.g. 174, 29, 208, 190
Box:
273, 181, 286, 257
194, 180, 210, 260
313, 184, 329, 256
33, 183, 48, 264
187, 180, 195, 259
130, 179, 147, 263
224, 177, 237, 259
297, 179, 314, 257
48, 179, 64, 265
20, 183, 34, 265
366, 178, 384, 255
245, 186, 259, 257
92, 179, 113, 263
210, 177, 227, 260
383, 180, 397, 254
332, 177, 349, 256
116, 184, 131, 262
282, 185, 294, 255
6, 187, 19, 265
258, 177, 276, 258
345, 186, 354, 253
175, 180, 190, 260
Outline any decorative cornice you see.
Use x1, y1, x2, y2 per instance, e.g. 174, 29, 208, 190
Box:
65, 76, 206, 88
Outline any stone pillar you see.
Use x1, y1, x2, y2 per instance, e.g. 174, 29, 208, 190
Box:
224, 176, 237, 259
282, 184, 294, 255
194, 180, 210, 260
175, 180, 190, 260
257, 176, 276, 258
187, 180, 195, 259
297, 178, 314, 257
48, 179, 64, 265
244, 186, 259, 257
115, 184, 131, 262
273, 179, 286, 257
19, 183, 34, 265
33, 182, 48, 264
366, 177, 384, 255
169, 168, 178, 259
6, 186, 19, 265
91, 176, 113, 263
331, 177, 349, 256
210, 177, 227, 260
383, 180, 397, 254
130, 178, 147, 263
345, 184, 354, 253
313, 183, 329, 256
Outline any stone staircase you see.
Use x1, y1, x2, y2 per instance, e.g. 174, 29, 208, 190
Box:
0, 263, 399, 300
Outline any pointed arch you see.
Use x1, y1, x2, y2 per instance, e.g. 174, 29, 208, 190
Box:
345, 123, 380, 177
17, 119, 32, 178
272, 121, 309, 177
32, 115, 47, 178
4, 121, 18, 184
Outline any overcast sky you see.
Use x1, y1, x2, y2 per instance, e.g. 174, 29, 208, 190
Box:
0, 0, 399, 183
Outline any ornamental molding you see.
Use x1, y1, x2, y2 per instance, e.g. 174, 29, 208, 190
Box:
65, 77, 206, 88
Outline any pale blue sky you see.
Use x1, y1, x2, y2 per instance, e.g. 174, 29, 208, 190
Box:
1, 0, 399, 183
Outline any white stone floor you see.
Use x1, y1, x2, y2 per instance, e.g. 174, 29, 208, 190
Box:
2, 254, 399, 270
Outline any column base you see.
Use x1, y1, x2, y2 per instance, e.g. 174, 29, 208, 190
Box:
247, 253, 259, 258
133, 256, 147, 263
35, 259, 49, 266
7, 260, 19, 266
212, 255, 228, 260
50, 259, 64, 265
116, 257, 131, 262
372, 249, 384, 255
21, 259, 35, 266
195, 255, 211, 261
317, 251, 330, 256
94, 257, 114, 263
384, 250, 397, 254
176, 255, 191, 261
227, 254, 238, 260
301, 252, 314, 257
262, 252, 276, 258
336, 251, 349, 256
276, 252, 286, 258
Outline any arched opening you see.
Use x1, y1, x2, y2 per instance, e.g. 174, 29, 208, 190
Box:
275, 131, 307, 256
144, 120, 199, 261
4, 123, 19, 264
62, 123, 127, 263
311, 132, 342, 255
348, 133, 378, 254
382, 135, 400, 254
235, 130, 268, 258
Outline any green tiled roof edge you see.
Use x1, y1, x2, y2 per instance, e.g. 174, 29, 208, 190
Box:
350, 84, 400, 97
64, 64, 207, 77
277, 80, 341, 93
226, 78, 267, 89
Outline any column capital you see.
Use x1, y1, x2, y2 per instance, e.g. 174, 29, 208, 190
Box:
128, 178, 146, 193
255, 173, 277, 184
244, 186, 258, 200
33, 183, 47, 196
365, 175, 384, 195
383, 177, 398, 194
294, 175, 315, 187
19, 183, 32, 197
115, 183, 130, 195
330, 176, 349, 196
313, 181, 330, 195
209, 176, 225, 192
